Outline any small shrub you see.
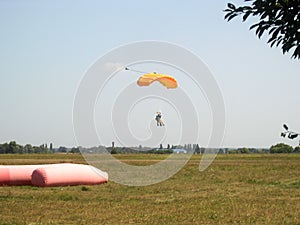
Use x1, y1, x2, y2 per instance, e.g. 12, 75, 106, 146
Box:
81, 186, 89, 191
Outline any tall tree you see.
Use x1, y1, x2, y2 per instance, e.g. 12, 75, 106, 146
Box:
24, 144, 33, 154
270, 143, 293, 153
224, 0, 300, 59
8, 141, 17, 154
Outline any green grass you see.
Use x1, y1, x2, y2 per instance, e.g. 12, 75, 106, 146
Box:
0, 154, 300, 224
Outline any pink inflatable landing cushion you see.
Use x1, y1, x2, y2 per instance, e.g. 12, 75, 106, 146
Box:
31, 163, 108, 187
0, 165, 46, 185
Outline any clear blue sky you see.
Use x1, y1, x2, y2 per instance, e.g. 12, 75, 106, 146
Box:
0, 0, 299, 148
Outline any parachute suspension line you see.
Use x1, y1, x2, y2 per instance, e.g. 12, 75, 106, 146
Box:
125, 67, 154, 74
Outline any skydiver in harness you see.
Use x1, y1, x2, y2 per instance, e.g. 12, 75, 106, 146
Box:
155, 112, 165, 126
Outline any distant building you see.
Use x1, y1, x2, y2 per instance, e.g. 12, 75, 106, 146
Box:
173, 148, 187, 154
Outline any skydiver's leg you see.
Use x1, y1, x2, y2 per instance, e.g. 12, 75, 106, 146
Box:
159, 119, 164, 126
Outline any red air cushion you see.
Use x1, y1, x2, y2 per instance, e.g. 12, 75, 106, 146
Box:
31, 164, 108, 187
0, 165, 45, 185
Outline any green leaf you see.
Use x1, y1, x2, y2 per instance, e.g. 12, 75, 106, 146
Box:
260, 11, 268, 20
271, 27, 282, 40
250, 23, 259, 30
227, 3, 236, 10
227, 14, 237, 21
224, 12, 232, 20
268, 35, 277, 43
282, 42, 292, 53
258, 28, 265, 38
243, 11, 252, 21
292, 45, 300, 59
268, 27, 277, 35
270, 39, 277, 47
276, 38, 283, 47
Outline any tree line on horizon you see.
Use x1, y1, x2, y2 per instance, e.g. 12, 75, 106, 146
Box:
0, 141, 80, 154
0, 141, 300, 154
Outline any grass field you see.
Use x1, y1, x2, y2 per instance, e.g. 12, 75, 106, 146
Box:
0, 154, 300, 224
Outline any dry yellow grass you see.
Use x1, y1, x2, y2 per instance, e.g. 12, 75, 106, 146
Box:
0, 154, 300, 224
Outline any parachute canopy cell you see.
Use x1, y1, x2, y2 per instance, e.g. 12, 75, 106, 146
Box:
137, 73, 178, 89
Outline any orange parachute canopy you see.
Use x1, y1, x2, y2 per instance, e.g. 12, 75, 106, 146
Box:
137, 73, 178, 89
